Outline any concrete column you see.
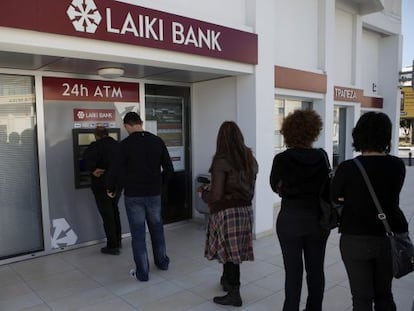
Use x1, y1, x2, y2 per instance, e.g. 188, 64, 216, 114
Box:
379, 34, 403, 155
240, 0, 275, 237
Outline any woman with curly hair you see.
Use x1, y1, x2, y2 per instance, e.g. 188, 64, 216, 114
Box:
270, 109, 331, 311
198, 121, 258, 307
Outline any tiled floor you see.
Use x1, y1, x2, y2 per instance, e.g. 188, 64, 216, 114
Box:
1, 168, 414, 311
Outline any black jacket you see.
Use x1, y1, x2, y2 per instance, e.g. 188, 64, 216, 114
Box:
83, 136, 121, 192
270, 148, 329, 203
332, 155, 408, 235
121, 131, 174, 197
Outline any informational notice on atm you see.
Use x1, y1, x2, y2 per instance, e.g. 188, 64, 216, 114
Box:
168, 146, 185, 171
145, 120, 184, 171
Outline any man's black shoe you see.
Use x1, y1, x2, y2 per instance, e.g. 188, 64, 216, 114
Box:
213, 292, 242, 307
100, 247, 120, 255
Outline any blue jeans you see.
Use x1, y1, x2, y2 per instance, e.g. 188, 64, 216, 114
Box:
125, 195, 169, 280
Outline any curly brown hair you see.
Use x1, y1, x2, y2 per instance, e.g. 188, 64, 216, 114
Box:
281, 110, 323, 148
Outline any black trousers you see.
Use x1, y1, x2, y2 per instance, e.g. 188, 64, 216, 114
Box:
277, 209, 329, 311
340, 234, 396, 311
222, 262, 240, 287
92, 188, 122, 249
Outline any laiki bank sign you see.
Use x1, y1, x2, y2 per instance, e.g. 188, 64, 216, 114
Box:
0, 0, 257, 64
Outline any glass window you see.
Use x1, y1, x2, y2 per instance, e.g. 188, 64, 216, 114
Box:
333, 106, 347, 167
274, 98, 312, 153
0, 74, 43, 259
145, 95, 185, 171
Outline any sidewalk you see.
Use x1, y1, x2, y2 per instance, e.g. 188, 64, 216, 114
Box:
0, 169, 413, 310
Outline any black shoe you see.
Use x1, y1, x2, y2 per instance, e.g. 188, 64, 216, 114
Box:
129, 269, 148, 282
213, 291, 242, 307
155, 256, 170, 271
100, 247, 120, 255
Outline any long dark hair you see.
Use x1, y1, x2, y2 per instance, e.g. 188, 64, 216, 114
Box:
213, 121, 256, 178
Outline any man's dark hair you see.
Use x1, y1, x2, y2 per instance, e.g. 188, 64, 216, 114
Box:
93, 126, 108, 139
123, 112, 143, 126
352, 112, 392, 153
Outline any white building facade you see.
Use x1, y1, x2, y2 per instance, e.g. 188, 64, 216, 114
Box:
0, 0, 402, 263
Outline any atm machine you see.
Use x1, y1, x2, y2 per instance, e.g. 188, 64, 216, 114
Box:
72, 128, 121, 189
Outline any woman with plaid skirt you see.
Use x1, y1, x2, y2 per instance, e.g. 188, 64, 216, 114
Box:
198, 121, 258, 307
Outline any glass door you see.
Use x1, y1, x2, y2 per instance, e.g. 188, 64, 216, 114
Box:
333, 107, 347, 167
145, 85, 191, 223
0, 74, 43, 259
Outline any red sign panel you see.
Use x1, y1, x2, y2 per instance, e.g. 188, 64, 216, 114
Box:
333, 86, 363, 103
43, 77, 139, 102
0, 0, 258, 65
74, 109, 116, 121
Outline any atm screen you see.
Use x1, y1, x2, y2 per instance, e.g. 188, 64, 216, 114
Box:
77, 132, 119, 146
72, 128, 121, 189
78, 133, 96, 146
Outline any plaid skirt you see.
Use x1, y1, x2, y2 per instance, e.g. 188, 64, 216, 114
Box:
205, 206, 254, 264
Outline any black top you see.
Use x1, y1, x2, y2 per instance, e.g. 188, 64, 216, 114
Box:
83, 136, 121, 192
331, 155, 408, 236
121, 131, 174, 197
270, 148, 330, 206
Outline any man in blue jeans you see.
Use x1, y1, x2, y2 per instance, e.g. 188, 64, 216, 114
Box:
121, 112, 174, 281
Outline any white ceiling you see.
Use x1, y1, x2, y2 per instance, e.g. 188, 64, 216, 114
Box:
0, 50, 229, 83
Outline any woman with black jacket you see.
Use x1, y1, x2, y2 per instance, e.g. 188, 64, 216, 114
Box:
270, 110, 330, 311
331, 112, 408, 310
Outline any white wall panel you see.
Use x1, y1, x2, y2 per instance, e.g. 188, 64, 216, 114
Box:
118, 0, 248, 30
192, 77, 237, 218
274, 0, 319, 71
334, 8, 353, 85
362, 0, 401, 36
362, 29, 380, 96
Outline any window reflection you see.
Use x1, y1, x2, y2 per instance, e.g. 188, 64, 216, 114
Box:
274, 98, 312, 154
0, 74, 43, 259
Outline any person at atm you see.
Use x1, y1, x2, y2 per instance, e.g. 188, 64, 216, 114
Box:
84, 126, 122, 255
121, 112, 174, 282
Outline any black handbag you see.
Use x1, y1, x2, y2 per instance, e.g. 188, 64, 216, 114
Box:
354, 158, 414, 279
319, 149, 341, 230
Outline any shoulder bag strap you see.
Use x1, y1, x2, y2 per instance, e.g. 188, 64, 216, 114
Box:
319, 148, 333, 177
353, 158, 394, 236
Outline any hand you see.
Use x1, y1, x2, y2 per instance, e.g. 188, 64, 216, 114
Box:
197, 184, 209, 192
106, 190, 116, 198
197, 185, 204, 193
92, 168, 105, 178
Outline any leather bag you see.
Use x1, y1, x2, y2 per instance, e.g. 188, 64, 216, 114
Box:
319, 149, 341, 230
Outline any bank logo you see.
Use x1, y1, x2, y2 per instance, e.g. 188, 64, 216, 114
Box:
67, 0, 102, 34
51, 218, 78, 248
76, 110, 86, 120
